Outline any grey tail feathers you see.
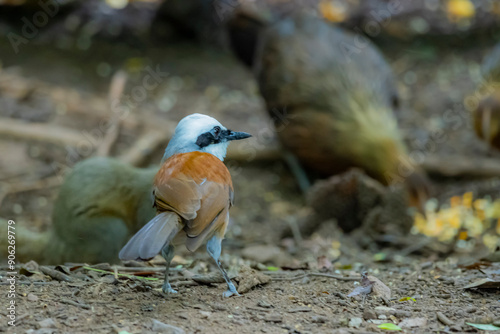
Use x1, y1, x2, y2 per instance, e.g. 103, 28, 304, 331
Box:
119, 212, 183, 261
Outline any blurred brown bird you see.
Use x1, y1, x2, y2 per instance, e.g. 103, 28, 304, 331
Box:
228, 12, 430, 209
473, 89, 500, 151
473, 43, 500, 151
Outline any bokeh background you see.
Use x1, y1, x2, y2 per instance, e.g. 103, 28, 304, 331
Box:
1, 0, 499, 261
1, 1, 500, 332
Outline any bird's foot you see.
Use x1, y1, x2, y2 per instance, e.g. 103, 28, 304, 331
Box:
222, 282, 240, 298
162, 283, 178, 294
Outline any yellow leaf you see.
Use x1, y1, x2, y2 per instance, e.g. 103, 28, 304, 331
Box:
462, 192, 473, 208
319, 1, 347, 23
447, 0, 476, 19
450, 196, 461, 208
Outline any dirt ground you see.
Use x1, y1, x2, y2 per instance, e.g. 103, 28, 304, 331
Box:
0, 14, 500, 333
1, 260, 499, 334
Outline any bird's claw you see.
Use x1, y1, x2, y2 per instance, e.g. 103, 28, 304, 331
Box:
162, 283, 178, 295
222, 290, 240, 298
222, 282, 240, 298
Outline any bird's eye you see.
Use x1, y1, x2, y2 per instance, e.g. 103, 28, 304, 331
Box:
213, 126, 221, 137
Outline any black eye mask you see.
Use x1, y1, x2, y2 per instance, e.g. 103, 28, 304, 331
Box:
196, 132, 217, 148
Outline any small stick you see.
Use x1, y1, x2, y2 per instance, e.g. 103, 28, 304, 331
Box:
317, 297, 335, 310
95, 119, 121, 157
171, 280, 198, 288
114, 266, 177, 272
309, 273, 360, 281
82, 266, 159, 281
118, 130, 167, 166
14, 313, 29, 325
191, 272, 237, 285
59, 298, 91, 310
3, 176, 61, 194
40, 266, 73, 282
436, 311, 454, 326
0, 175, 62, 207
96, 70, 128, 157
398, 237, 431, 257
268, 272, 360, 282
422, 154, 500, 178
0, 116, 83, 147
0, 281, 56, 286
246, 306, 272, 313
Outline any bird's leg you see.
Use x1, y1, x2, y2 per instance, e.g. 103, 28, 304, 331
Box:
206, 235, 239, 298
160, 243, 177, 294
282, 150, 311, 193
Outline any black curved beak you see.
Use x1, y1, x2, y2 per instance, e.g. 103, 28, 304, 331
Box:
224, 130, 252, 141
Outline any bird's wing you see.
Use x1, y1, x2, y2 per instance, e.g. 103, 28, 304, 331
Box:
154, 172, 202, 220
184, 180, 231, 236
153, 152, 234, 251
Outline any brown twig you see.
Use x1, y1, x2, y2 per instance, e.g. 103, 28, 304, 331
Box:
317, 297, 336, 310
96, 119, 121, 157
14, 313, 29, 326
0, 281, 56, 286
422, 154, 500, 178
113, 266, 176, 272
118, 130, 167, 166
171, 280, 199, 288
0, 176, 62, 207
436, 311, 454, 326
0, 116, 83, 147
398, 237, 432, 257
0, 115, 277, 164
4, 176, 62, 193
40, 266, 73, 282
268, 272, 360, 282
59, 298, 91, 310
96, 70, 128, 157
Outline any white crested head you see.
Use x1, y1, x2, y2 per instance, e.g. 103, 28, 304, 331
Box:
162, 113, 251, 161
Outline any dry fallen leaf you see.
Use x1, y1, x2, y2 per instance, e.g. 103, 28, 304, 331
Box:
463, 278, 500, 289
234, 265, 271, 294
466, 323, 500, 331
370, 275, 391, 300
347, 272, 391, 300
317, 255, 332, 270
